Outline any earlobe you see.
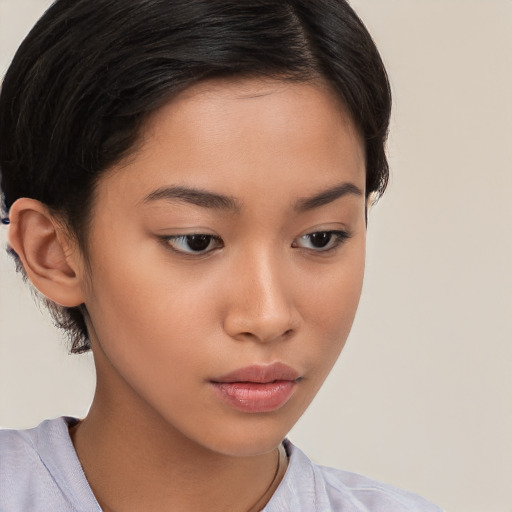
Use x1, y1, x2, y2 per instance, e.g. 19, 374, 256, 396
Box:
7, 198, 86, 307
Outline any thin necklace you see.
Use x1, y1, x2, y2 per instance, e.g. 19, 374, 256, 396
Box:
246, 443, 288, 512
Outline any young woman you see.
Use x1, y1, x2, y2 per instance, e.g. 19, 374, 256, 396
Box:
0, 1, 443, 510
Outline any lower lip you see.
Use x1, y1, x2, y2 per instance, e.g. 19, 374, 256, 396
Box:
211, 380, 296, 413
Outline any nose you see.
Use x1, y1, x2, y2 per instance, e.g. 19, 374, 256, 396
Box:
222, 247, 300, 344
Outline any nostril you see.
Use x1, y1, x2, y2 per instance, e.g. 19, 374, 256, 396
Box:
234, 329, 294, 343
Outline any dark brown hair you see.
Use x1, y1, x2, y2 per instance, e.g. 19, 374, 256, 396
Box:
0, 0, 391, 353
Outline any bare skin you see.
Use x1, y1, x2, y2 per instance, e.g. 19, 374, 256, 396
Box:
9, 77, 367, 511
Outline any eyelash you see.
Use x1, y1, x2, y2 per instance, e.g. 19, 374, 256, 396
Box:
292, 230, 351, 252
162, 234, 224, 255
161, 230, 351, 256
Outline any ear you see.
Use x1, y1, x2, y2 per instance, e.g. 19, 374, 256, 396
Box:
364, 191, 378, 225
7, 198, 86, 307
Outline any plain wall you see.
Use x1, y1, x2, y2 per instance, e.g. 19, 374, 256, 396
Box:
1, 1, 511, 511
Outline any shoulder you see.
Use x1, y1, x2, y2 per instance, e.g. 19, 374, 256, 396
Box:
265, 440, 444, 512
0, 417, 99, 512
0, 422, 48, 495
317, 464, 443, 512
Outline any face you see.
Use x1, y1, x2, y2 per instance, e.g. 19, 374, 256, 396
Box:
79, 78, 367, 456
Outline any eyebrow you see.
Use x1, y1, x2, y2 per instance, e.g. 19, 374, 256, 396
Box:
294, 182, 363, 212
143, 181, 362, 213
143, 186, 240, 211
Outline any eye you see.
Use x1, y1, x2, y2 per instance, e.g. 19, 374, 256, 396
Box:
292, 230, 351, 252
163, 234, 223, 255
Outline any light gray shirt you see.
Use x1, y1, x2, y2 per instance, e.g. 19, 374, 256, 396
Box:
0, 417, 443, 511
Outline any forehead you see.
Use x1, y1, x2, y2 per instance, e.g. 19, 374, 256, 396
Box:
144, 76, 361, 152
99, 77, 365, 209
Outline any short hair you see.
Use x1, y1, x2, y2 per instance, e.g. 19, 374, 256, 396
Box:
0, 0, 391, 353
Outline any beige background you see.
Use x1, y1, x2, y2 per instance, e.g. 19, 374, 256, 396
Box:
1, 1, 511, 511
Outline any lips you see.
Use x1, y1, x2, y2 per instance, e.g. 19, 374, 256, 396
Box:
210, 363, 300, 413
213, 362, 300, 384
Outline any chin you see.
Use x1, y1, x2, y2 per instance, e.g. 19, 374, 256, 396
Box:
195, 415, 296, 458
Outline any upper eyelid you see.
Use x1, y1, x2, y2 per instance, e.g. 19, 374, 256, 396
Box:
165, 234, 223, 243
166, 233, 220, 238
161, 230, 350, 256
161, 229, 350, 241
161, 229, 352, 245
161, 229, 348, 238
300, 229, 350, 238
293, 230, 351, 249
162, 234, 223, 253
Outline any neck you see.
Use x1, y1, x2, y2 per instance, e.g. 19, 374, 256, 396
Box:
70, 366, 286, 512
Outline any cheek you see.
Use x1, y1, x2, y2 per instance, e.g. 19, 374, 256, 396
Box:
82, 244, 208, 373
86, 231, 203, 324
298, 239, 366, 369
84, 228, 364, 380
83, 257, 217, 423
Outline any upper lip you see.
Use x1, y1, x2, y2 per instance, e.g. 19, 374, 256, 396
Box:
212, 362, 300, 383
